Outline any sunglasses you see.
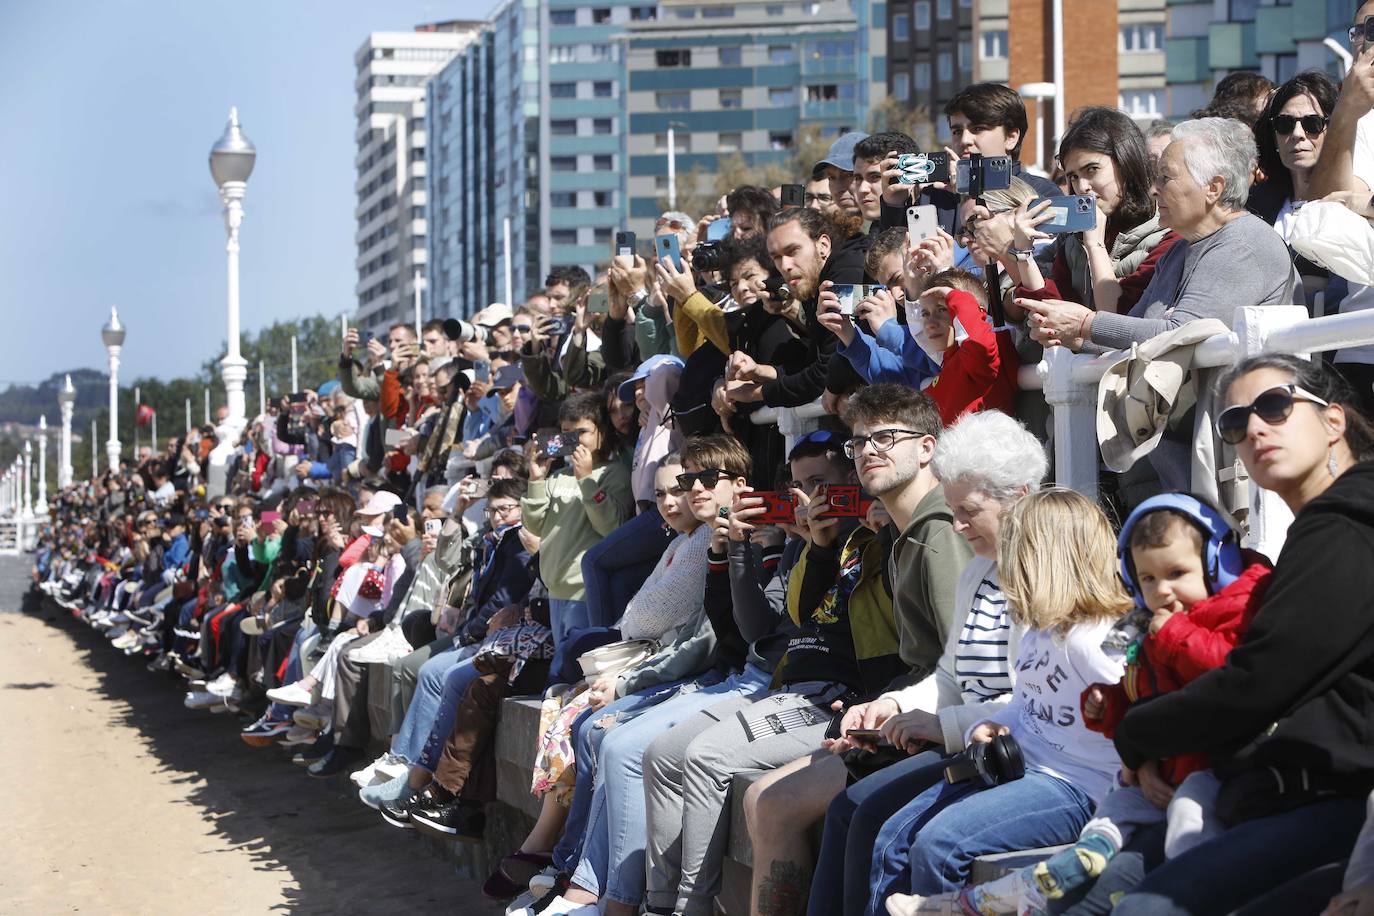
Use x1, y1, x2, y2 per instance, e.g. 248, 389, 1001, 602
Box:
676, 468, 732, 490
1216, 384, 1330, 445
1273, 114, 1327, 137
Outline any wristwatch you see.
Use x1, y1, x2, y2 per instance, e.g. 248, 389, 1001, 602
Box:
627, 288, 649, 307
1009, 245, 1035, 262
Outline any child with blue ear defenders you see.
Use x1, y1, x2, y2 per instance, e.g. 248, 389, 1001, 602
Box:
939, 494, 1274, 916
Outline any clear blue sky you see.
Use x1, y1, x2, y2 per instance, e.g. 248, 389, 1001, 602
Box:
0, 0, 486, 387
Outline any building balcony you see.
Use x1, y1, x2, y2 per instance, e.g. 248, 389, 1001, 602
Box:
802, 98, 856, 120
1208, 21, 1256, 71
1165, 36, 1209, 84
800, 55, 858, 78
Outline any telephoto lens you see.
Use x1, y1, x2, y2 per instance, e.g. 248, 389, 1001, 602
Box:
443, 318, 487, 344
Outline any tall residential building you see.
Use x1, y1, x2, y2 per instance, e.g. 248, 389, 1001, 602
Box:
886, 0, 974, 139
1165, 0, 1349, 119
974, 0, 1009, 85
623, 0, 888, 237
353, 24, 480, 338
1118, 0, 1167, 125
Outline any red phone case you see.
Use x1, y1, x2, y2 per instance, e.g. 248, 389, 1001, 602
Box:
751, 491, 797, 525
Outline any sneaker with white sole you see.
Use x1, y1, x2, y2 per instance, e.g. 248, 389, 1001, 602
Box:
528, 866, 560, 897
183, 691, 224, 710
347, 627, 413, 665
206, 672, 239, 697
350, 751, 409, 789
359, 773, 414, 811
509, 896, 596, 916
293, 702, 333, 730
111, 630, 141, 650
278, 724, 318, 747
265, 681, 314, 707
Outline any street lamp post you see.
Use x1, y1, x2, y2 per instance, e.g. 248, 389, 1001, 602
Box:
207, 107, 256, 496
101, 306, 125, 473
57, 374, 75, 488
22, 440, 33, 520
35, 416, 48, 515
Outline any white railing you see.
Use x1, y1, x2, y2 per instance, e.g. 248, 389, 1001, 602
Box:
753, 305, 1374, 560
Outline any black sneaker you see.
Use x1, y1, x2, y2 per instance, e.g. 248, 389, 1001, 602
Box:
291, 731, 334, 767
306, 745, 364, 779
379, 784, 435, 829
410, 795, 486, 842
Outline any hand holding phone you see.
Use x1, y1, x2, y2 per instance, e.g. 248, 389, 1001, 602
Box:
655, 233, 683, 272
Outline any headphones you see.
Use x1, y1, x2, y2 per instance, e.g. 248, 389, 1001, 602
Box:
1117, 493, 1243, 606
944, 733, 1026, 788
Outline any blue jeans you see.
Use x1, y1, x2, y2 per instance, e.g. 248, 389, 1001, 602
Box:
571, 665, 772, 904
415, 655, 485, 771
1111, 797, 1367, 916
388, 640, 473, 764
581, 509, 672, 629
548, 598, 590, 648
809, 749, 948, 916
551, 676, 700, 875
548, 626, 621, 689
866, 769, 1096, 915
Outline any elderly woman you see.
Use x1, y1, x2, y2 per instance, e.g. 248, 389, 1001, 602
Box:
1023, 117, 1302, 352
805, 410, 1048, 916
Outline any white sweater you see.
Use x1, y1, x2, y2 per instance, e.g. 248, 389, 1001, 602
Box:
617, 524, 710, 642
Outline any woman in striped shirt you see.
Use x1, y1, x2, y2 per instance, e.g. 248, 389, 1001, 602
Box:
807, 410, 1048, 916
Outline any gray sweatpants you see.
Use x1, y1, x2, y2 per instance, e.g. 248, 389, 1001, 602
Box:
641, 681, 846, 915
1082, 769, 1224, 860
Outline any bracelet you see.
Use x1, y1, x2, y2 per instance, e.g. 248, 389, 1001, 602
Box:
1008, 245, 1035, 261
1075, 311, 1093, 343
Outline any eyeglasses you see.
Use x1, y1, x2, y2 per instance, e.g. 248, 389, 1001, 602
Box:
676, 468, 731, 490
1273, 114, 1328, 137
484, 503, 520, 517
1350, 18, 1374, 44
1215, 384, 1330, 445
843, 428, 923, 459
512, 324, 533, 333
804, 192, 834, 204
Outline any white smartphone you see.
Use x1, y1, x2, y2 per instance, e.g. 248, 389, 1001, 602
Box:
906, 204, 939, 243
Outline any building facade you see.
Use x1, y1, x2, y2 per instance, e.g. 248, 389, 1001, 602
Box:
1118, 0, 1166, 125
886, 0, 975, 138
623, 0, 888, 237
1165, 0, 1350, 119
353, 25, 479, 338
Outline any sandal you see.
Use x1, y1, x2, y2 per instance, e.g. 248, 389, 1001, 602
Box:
482, 851, 554, 900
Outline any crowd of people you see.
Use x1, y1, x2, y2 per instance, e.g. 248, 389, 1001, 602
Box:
25, 15, 1374, 915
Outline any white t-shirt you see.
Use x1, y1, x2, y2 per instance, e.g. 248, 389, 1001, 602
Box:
1338, 111, 1374, 365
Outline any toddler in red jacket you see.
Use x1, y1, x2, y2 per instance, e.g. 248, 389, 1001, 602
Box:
946, 493, 1272, 916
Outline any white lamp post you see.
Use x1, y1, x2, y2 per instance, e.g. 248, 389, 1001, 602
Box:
101, 306, 126, 473
57, 374, 75, 488
22, 440, 33, 520
35, 416, 48, 515
1019, 82, 1057, 174
208, 107, 256, 495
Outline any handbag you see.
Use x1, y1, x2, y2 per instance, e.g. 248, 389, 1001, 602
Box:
577, 639, 658, 679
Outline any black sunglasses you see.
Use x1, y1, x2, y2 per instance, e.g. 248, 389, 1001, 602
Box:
1216, 384, 1330, 445
676, 468, 731, 490
1273, 114, 1328, 137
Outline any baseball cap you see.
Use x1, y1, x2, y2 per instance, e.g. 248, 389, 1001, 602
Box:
618, 354, 684, 402
357, 490, 402, 517
786, 429, 844, 462
492, 364, 526, 390
475, 303, 514, 327
812, 131, 870, 176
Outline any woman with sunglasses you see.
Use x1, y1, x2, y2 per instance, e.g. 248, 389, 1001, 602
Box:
1098, 354, 1374, 916
1251, 70, 1339, 243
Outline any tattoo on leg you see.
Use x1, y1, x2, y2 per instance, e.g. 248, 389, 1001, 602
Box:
756, 859, 809, 916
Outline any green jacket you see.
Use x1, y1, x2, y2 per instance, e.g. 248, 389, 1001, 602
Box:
520, 461, 634, 601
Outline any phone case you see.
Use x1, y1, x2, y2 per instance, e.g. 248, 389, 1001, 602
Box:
833, 285, 857, 317
752, 491, 797, 525
906, 205, 939, 242
815, 484, 876, 519
655, 234, 682, 271
1032, 195, 1097, 233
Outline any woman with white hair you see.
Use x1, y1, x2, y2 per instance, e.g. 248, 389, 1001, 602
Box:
807, 410, 1048, 916
1020, 117, 1303, 351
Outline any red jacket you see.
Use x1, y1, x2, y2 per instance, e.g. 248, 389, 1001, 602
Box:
925, 289, 1020, 426
1016, 231, 1182, 312
1083, 554, 1272, 784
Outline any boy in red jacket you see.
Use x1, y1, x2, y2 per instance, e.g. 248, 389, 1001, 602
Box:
941, 494, 1272, 916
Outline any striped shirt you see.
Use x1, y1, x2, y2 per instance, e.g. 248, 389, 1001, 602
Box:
954, 568, 1014, 702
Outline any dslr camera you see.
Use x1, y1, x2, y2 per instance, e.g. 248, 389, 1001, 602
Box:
943, 733, 1025, 788
693, 241, 725, 273
443, 318, 488, 344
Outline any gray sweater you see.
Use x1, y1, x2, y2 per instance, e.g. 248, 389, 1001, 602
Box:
1090, 212, 1302, 351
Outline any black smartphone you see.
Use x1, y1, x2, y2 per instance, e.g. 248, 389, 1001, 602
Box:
615, 231, 636, 258
956, 155, 1014, 195
779, 184, 805, 207
391, 504, 409, 522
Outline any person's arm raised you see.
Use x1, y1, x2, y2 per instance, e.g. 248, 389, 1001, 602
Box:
1310, 42, 1374, 198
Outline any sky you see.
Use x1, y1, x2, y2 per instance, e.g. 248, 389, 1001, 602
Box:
0, 0, 487, 388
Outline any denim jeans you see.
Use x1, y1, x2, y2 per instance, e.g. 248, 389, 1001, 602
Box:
808, 749, 948, 916
571, 665, 772, 904
581, 508, 672, 629
547, 626, 621, 689
1110, 797, 1366, 916
866, 770, 1096, 915
551, 676, 696, 875
388, 641, 475, 764
548, 598, 590, 648
416, 655, 487, 772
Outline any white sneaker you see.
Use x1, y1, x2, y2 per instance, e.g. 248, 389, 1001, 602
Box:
183, 691, 223, 710
347, 627, 412, 664
265, 681, 314, 707
111, 630, 140, 650
350, 751, 408, 789
528, 866, 559, 896
206, 672, 239, 697
510, 897, 595, 916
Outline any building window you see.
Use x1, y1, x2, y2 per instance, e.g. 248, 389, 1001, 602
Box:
893, 72, 910, 102
593, 154, 614, 170
550, 192, 577, 207
958, 40, 971, 70
549, 44, 577, 63
980, 29, 1007, 59
702, 5, 734, 16
765, 3, 784, 13
718, 131, 743, 151
654, 132, 690, 152
593, 227, 613, 243
719, 45, 742, 65
551, 155, 578, 171
769, 131, 793, 149
719, 88, 743, 108
1229, 0, 1259, 20
593, 192, 615, 208
937, 50, 953, 81
769, 86, 798, 105
631, 5, 657, 19
1119, 23, 1163, 53
550, 81, 578, 98
551, 229, 578, 245
914, 60, 931, 90
674, 6, 697, 17
592, 7, 612, 22
914, 1, 930, 29
656, 90, 691, 110
768, 44, 797, 64
937, 0, 951, 18
892, 13, 909, 41
589, 44, 617, 61
593, 117, 614, 134
1119, 90, 1163, 117
593, 81, 614, 97
656, 49, 692, 67
550, 118, 578, 136
550, 9, 576, 25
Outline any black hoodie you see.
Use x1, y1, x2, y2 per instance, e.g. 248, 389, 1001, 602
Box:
1115, 460, 1374, 789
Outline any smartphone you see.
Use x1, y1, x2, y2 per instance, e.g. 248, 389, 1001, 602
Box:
779, 184, 805, 207
816, 484, 877, 519
460, 477, 493, 498
614, 230, 636, 259
832, 285, 885, 317
540, 431, 581, 458
587, 285, 610, 314
845, 728, 885, 742
295, 499, 317, 515
751, 491, 797, 526
474, 361, 491, 383
1030, 195, 1098, 234
655, 233, 683, 272
896, 152, 950, 185
259, 511, 282, 527
706, 218, 732, 243
391, 504, 410, 522
955, 155, 1014, 195
906, 204, 939, 243
424, 518, 442, 536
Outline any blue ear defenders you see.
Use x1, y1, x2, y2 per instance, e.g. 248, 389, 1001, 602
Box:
1117, 493, 1244, 606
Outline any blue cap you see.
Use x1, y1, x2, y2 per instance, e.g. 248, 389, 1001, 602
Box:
786, 429, 843, 462
618, 354, 683, 402
317, 380, 340, 397
813, 131, 870, 176
492, 364, 525, 390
